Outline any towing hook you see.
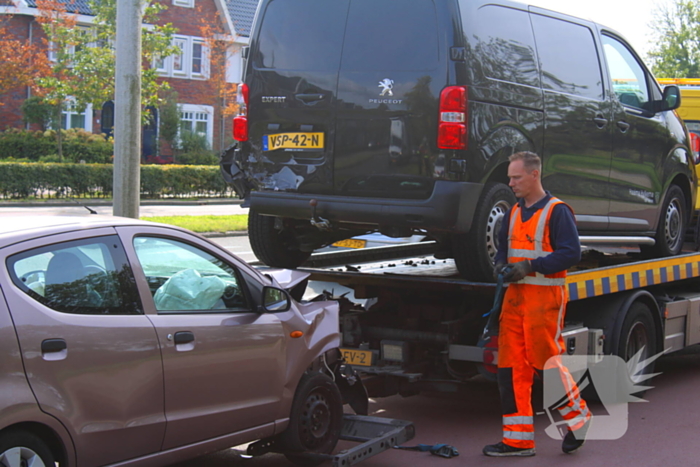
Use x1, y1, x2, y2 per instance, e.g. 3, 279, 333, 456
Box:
309, 199, 332, 230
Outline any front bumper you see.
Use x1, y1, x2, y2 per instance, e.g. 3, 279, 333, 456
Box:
250, 181, 484, 233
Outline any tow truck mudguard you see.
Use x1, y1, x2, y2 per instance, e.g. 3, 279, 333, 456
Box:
247, 414, 415, 466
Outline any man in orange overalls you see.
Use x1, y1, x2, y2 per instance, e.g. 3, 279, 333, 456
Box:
483, 152, 591, 457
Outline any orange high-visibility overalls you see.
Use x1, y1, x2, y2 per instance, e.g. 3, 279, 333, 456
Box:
498, 197, 590, 449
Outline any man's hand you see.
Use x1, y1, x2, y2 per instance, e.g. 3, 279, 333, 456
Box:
493, 262, 508, 281
502, 260, 531, 282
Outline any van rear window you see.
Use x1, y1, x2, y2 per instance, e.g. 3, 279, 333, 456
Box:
341, 0, 439, 71
255, 0, 347, 71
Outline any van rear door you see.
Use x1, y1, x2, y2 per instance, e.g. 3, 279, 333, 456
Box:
334, 0, 443, 200
246, 0, 348, 195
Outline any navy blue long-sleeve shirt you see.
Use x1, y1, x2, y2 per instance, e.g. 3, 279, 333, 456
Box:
494, 192, 581, 275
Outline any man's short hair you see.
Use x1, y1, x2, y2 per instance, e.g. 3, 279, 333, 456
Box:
509, 151, 541, 173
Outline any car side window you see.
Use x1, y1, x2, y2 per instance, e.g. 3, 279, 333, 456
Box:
601, 35, 651, 111
133, 237, 249, 313
8, 236, 142, 315
531, 14, 604, 100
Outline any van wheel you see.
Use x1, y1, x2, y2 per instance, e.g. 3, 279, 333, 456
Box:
453, 182, 515, 282
249, 209, 311, 268
643, 185, 686, 257
0, 431, 55, 467
282, 372, 343, 466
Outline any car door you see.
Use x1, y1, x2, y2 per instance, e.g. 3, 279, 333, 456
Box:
0, 230, 165, 467
601, 34, 672, 232
117, 226, 285, 450
530, 12, 614, 232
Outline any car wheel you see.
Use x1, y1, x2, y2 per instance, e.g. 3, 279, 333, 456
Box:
248, 209, 311, 268
453, 182, 515, 282
281, 372, 343, 466
0, 431, 55, 467
643, 185, 686, 257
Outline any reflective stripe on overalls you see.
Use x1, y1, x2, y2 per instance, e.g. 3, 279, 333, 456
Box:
498, 197, 589, 449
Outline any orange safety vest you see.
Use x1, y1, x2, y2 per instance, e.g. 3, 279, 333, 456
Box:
507, 197, 568, 286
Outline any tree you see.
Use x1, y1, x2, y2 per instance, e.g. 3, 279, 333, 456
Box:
0, 16, 50, 100
648, 0, 700, 78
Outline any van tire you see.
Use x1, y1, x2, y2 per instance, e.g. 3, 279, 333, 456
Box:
643, 185, 686, 258
249, 209, 311, 268
453, 182, 515, 282
0, 430, 55, 467
281, 372, 343, 466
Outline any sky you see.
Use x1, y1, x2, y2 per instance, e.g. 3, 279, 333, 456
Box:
526, 0, 671, 58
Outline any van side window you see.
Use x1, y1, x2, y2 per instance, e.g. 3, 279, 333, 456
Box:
8, 236, 142, 315
601, 35, 650, 111
341, 0, 439, 71
473, 5, 539, 88
255, 0, 347, 71
531, 15, 604, 100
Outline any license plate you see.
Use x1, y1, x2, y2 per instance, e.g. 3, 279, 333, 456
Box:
263, 132, 324, 151
341, 348, 374, 367
332, 239, 367, 249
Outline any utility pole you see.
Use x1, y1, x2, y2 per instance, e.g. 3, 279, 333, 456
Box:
113, 0, 143, 218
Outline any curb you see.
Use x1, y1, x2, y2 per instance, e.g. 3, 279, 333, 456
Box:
0, 198, 244, 208
201, 231, 248, 238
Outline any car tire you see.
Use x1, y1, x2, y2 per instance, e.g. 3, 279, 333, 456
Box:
642, 185, 686, 258
249, 209, 311, 268
0, 430, 55, 467
281, 372, 343, 466
453, 182, 516, 282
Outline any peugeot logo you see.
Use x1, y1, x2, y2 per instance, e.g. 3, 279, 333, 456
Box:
378, 79, 394, 97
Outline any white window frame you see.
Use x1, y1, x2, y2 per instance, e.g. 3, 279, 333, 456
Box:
155, 35, 208, 80
61, 99, 93, 132
179, 104, 213, 148
173, 0, 194, 8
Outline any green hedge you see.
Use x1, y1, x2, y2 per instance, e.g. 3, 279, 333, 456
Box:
0, 128, 113, 163
0, 163, 235, 199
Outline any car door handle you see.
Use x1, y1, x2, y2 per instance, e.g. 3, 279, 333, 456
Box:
174, 331, 195, 345
41, 339, 66, 353
295, 93, 326, 104
617, 121, 630, 133
593, 116, 608, 128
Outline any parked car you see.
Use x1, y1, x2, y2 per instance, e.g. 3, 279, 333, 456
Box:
222, 0, 696, 281
0, 216, 360, 467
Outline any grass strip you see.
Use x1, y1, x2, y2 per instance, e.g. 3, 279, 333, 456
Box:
143, 215, 248, 233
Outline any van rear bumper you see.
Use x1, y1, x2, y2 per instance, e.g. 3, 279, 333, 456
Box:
249, 181, 484, 233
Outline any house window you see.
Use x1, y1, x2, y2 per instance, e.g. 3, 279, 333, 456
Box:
179, 104, 213, 148
173, 0, 194, 7
61, 100, 93, 132
155, 36, 207, 80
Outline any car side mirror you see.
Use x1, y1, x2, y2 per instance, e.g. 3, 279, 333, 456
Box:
262, 286, 291, 312
657, 85, 681, 112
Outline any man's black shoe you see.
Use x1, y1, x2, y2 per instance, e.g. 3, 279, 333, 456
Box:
483, 442, 535, 457
562, 418, 591, 454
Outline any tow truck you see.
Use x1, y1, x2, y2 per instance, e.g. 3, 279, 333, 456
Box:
298, 246, 700, 397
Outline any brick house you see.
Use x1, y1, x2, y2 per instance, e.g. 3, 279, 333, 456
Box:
0, 0, 259, 160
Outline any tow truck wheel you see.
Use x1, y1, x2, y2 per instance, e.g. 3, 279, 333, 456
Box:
616, 301, 658, 395
282, 372, 343, 466
0, 430, 55, 467
248, 209, 311, 268
454, 182, 515, 282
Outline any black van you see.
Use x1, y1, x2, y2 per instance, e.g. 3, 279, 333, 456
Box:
221, 0, 696, 281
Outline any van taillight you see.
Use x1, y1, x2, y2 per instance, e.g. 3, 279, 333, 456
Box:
233, 83, 249, 142
438, 86, 467, 150
690, 132, 700, 164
